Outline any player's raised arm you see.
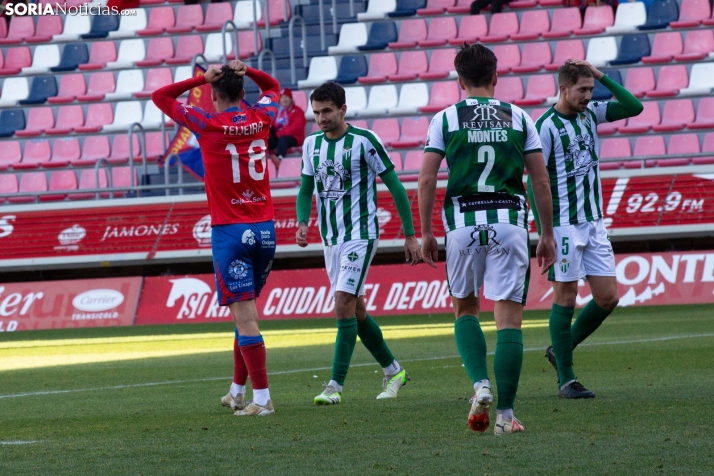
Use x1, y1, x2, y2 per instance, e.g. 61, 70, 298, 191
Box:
229, 60, 281, 120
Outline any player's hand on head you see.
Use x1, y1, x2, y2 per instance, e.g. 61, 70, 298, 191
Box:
404, 235, 422, 266
421, 233, 438, 268
565, 59, 603, 79
203, 66, 225, 84
227, 60, 248, 76
295, 223, 309, 248
536, 235, 556, 275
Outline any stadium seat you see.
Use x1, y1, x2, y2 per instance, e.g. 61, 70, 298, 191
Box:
43, 170, 77, 201
387, 19, 426, 49
0, 16, 5, 41
18, 75, 57, 105
448, 15, 488, 45
256, 0, 290, 27
668, 133, 699, 163
516, 75, 556, 106
512, 10, 549, 41
620, 101, 660, 133
109, 134, 142, 163
0, 108, 24, 137
675, 30, 714, 62
145, 131, 169, 161
0, 46, 31, 75
575, 6, 614, 35
606, 2, 647, 33
392, 116, 429, 148
10, 171, 47, 203
203, 32, 233, 62
0, 174, 19, 202
624, 67, 655, 98
46, 105, 84, 135
168, 4, 203, 33
26, 15, 63, 43
543, 8, 581, 38
420, 48, 457, 79
610, 34, 650, 65
680, 63, 714, 96
51, 138, 81, 165
358, 0, 396, 20
293, 90, 308, 112
389, 0, 427, 17
232, 0, 263, 29
634, 135, 666, 167
344, 87, 368, 117
642, 32, 683, 63
653, 99, 694, 131
76, 103, 114, 133
0, 141, 21, 169
109, 9, 148, 39
670, 0, 711, 28
391, 83, 429, 115
446, 0, 473, 14
417, 0, 454, 15
639, 0, 679, 30
81, 14, 120, 39
135, 68, 172, 99
687, 97, 714, 129
299, 56, 338, 88
50, 42, 89, 72
276, 157, 302, 179
22, 44, 60, 74
692, 133, 714, 165
141, 100, 173, 129
401, 150, 423, 181
136, 37, 174, 67
389, 51, 428, 82
358, 53, 398, 84
363, 85, 398, 116
593, 68, 622, 100
234, 30, 262, 60
15, 139, 51, 169
0, 77, 29, 107
0, 16, 34, 44
165, 35, 204, 65
15, 107, 53, 137
104, 101, 143, 132
546, 40, 585, 71
106, 39, 146, 69
359, 21, 398, 51
174, 66, 192, 84
493, 45, 521, 74
75, 135, 111, 165
418, 17, 457, 47
528, 108, 548, 122
139, 7, 176, 36
599, 138, 631, 167
79, 41, 117, 70
494, 76, 524, 103
420, 81, 459, 113
513, 43, 551, 73
105, 70, 144, 101
334, 55, 368, 84
647, 65, 688, 97
53, 15, 91, 42
371, 118, 400, 146
77, 71, 116, 102
71, 169, 107, 199
198, 2, 234, 32
585, 36, 618, 68
388, 151, 403, 171
482, 13, 518, 43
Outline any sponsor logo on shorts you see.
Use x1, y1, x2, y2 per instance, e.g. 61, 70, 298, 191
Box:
260, 230, 275, 246
560, 258, 570, 273
229, 260, 249, 280
461, 225, 510, 257
228, 280, 252, 292
242, 229, 256, 245
347, 252, 359, 262
346, 278, 355, 287
341, 265, 362, 272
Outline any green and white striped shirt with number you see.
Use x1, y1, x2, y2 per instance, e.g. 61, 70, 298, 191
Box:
425, 97, 542, 232
301, 124, 394, 246
536, 102, 609, 227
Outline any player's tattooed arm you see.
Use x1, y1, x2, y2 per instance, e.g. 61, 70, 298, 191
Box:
524, 151, 556, 275
418, 151, 443, 268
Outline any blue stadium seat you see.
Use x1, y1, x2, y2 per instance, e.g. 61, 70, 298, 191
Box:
50, 43, 89, 72
388, 0, 427, 17
0, 108, 24, 138
593, 69, 622, 100
358, 21, 398, 51
299, 1, 365, 25
18, 75, 57, 105
335, 55, 367, 84
638, 0, 679, 30
81, 14, 120, 39
610, 33, 651, 65
269, 35, 336, 59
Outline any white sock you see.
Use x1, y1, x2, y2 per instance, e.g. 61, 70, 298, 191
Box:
253, 388, 270, 406
383, 360, 401, 376
497, 408, 514, 420
230, 383, 246, 398
473, 379, 490, 394
328, 380, 343, 393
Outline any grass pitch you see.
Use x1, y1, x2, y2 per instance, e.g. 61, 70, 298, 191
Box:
1, 305, 713, 475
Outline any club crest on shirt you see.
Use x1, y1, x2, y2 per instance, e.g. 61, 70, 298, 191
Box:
564, 134, 597, 177
316, 160, 351, 200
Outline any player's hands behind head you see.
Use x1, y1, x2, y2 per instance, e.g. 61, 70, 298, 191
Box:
228, 60, 248, 77
203, 66, 225, 84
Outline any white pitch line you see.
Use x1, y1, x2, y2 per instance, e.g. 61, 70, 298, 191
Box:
0, 332, 712, 401
0, 441, 39, 445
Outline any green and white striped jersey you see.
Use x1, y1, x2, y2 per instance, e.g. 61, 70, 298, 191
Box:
536, 102, 609, 227
301, 124, 394, 245
425, 97, 542, 232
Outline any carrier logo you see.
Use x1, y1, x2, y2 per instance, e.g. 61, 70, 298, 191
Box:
193, 215, 212, 247
242, 229, 256, 245
167, 277, 212, 319
55, 224, 86, 252
229, 260, 249, 280
0, 215, 15, 238
72, 289, 124, 312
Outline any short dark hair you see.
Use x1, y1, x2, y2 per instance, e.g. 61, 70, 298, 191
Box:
454, 43, 497, 89
211, 65, 244, 103
310, 81, 346, 108
558, 63, 593, 87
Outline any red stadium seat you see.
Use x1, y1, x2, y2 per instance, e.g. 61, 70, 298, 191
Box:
138, 7, 176, 36
44, 170, 77, 201
420, 81, 460, 113
653, 99, 695, 131
448, 15, 488, 45
642, 32, 683, 64
515, 75, 556, 106
667, 133, 699, 164
494, 76, 524, 103
512, 10, 549, 40
0, 46, 31, 75
482, 13, 518, 43
47, 105, 84, 135
543, 8, 581, 38
166, 35, 204, 65
620, 101, 660, 133
420, 48, 457, 79
70, 168, 109, 200
111, 167, 138, 194
9, 171, 46, 203
51, 137, 81, 165
625, 67, 656, 98
75, 103, 113, 133
401, 150, 423, 181
599, 137, 632, 161
546, 40, 585, 71
136, 37, 174, 67
388, 19, 427, 49
0, 141, 22, 169
79, 41, 117, 70
528, 107, 548, 122
77, 72, 116, 102
0, 174, 18, 203
109, 134, 142, 163
234, 30, 263, 60
597, 119, 626, 136
358, 53, 398, 84
647, 65, 688, 97
674, 30, 714, 62
691, 132, 714, 165
74, 135, 111, 165
418, 17, 457, 47
135, 68, 173, 98
26, 15, 62, 43
446, 0, 473, 14
670, 0, 711, 28
389, 151, 403, 171
15, 107, 54, 137
197, 3, 234, 32
293, 90, 308, 112
634, 135, 666, 167
418, 0, 455, 15
389, 51, 428, 82
392, 116, 429, 148
574, 6, 614, 35
513, 43, 551, 73
0, 16, 34, 45
257, 0, 291, 27
0, 16, 6, 41
167, 4, 204, 33
145, 131, 169, 161
13, 139, 50, 169
48, 73, 86, 104
493, 44, 520, 74
371, 118, 400, 147
350, 120, 369, 129
687, 97, 714, 129
277, 157, 302, 179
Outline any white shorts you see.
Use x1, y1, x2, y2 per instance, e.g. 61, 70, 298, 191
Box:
324, 239, 378, 297
445, 223, 530, 304
551, 219, 616, 282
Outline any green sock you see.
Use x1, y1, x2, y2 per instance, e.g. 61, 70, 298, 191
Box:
331, 317, 358, 386
494, 328, 523, 410
454, 315, 489, 383
572, 300, 612, 349
357, 314, 395, 368
550, 303, 576, 385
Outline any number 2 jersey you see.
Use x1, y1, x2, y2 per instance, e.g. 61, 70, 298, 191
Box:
425, 97, 542, 232
152, 69, 280, 226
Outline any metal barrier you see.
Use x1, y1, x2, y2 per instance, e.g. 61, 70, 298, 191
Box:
93, 158, 114, 200
318, 0, 325, 51
258, 48, 277, 77
251, 0, 262, 55
220, 20, 239, 64
191, 53, 208, 72
288, 15, 308, 85
163, 154, 185, 196
127, 122, 148, 195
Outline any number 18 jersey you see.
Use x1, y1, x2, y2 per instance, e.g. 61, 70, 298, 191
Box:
425, 97, 542, 232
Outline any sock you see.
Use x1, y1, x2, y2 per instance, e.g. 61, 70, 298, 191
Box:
230, 382, 246, 398
253, 388, 270, 406
494, 328, 523, 411
473, 378, 490, 394
549, 304, 577, 385
358, 314, 396, 370
571, 300, 612, 349
383, 360, 401, 376
454, 315, 489, 384
233, 330, 248, 387
331, 317, 358, 386
239, 335, 269, 393
328, 379, 343, 393
497, 408, 514, 420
